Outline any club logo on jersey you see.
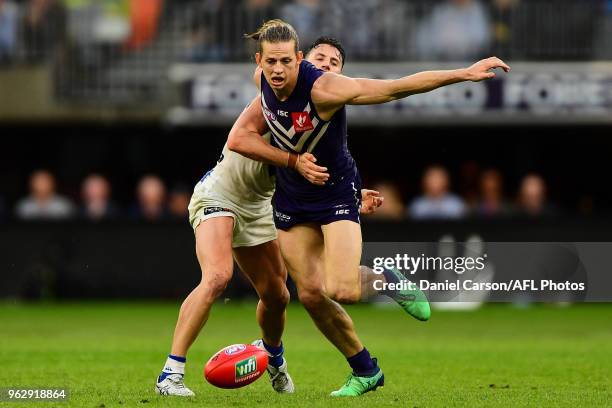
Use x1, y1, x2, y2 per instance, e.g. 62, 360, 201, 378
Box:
224, 344, 246, 356
263, 106, 277, 122
291, 112, 314, 132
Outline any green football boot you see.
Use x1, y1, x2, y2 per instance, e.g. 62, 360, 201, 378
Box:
386, 268, 431, 321
330, 360, 385, 397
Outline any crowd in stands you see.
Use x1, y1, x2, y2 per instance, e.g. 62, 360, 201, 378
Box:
0, 165, 561, 223
9, 170, 191, 222
0, 0, 163, 64
368, 165, 557, 221
179, 0, 608, 62
0, 0, 610, 65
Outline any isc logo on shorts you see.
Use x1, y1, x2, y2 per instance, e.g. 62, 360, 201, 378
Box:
275, 210, 291, 221
335, 209, 350, 215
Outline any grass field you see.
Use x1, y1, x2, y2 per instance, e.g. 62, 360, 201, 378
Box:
1, 301, 611, 408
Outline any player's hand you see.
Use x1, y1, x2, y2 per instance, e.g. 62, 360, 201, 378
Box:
465, 57, 510, 82
360, 189, 384, 215
296, 152, 329, 186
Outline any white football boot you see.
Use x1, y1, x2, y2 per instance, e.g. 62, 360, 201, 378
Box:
155, 373, 195, 396
251, 339, 295, 393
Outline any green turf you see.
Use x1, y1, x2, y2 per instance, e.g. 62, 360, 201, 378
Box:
0, 301, 610, 407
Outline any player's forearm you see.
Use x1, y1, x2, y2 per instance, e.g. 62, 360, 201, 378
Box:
351, 69, 469, 105
389, 69, 470, 99
227, 128, 295, 168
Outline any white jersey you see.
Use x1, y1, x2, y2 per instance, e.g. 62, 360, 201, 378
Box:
195, 132, 275, 209
188, 132, 277, 247
201, 132, 275, 207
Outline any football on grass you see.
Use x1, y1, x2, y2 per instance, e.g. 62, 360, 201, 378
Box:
204, 344, 268, 389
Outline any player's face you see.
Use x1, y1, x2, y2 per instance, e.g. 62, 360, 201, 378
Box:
306, 44, 343, 74
256, 40, 303, 91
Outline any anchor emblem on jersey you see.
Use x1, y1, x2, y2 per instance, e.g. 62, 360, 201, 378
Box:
291, 112, 314, 132
261, 95, 329, 153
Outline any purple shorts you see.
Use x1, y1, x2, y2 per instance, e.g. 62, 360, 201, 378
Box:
272, 172, 362, 231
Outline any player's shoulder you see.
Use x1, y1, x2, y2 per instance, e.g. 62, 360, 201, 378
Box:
310, 71, 345, 98
300, 60, 325, 84
300, 59, 321, 72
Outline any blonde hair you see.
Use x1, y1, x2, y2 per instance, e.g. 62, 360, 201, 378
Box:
245, 19, 299, 54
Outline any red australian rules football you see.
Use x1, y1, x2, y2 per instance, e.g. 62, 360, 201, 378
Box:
204, 344, 268, 389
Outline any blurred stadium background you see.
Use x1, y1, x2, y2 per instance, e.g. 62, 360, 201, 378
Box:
1, 0, 612, 300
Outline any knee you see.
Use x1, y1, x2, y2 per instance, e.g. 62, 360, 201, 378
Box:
297, 288, 326, 311
259, 281, 290, 310
327, 285, 361, 305
201, 270, 232, 300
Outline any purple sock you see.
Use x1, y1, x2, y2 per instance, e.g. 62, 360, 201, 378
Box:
347, 348, 377, 376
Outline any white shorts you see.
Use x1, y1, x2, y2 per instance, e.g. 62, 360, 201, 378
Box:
188, 180, 277, 248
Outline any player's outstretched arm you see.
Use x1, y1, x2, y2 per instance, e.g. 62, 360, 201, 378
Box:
227, 96, 330, 185
312, 57, 510, 111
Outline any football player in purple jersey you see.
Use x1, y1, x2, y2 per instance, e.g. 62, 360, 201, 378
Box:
228, 19, 509, 396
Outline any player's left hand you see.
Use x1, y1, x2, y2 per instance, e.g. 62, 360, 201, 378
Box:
296, 152, 329, 186
360, 189, 384, 215
466, 57, 510, 82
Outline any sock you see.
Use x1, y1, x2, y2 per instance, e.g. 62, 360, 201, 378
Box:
262, 340, 284, 368
347, 348, 378, 377
158, 354, 186, 382
381, 268, 401, 298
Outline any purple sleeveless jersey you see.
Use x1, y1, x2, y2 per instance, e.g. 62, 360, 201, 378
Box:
260, 60, 361, 230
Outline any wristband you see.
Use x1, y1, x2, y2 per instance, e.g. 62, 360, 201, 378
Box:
288, 153, 299, 169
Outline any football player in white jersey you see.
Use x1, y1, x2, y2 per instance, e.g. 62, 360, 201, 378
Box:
155, 37, 383, 397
